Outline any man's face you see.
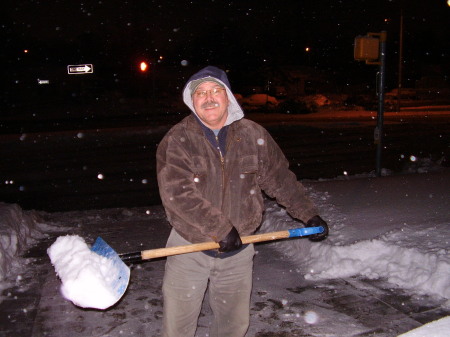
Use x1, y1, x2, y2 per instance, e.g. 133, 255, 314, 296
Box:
192, 81, 229, 130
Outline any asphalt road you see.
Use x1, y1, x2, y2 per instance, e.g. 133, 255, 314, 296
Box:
1, 110, 449, 212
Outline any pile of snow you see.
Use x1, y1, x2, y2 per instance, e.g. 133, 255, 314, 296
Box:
302, 94, 331, 107
397, 316, 450, 337
304, 224, 450, 299
47, 235, 129, 310
259, 170, 450, 303
0, 202, 44, 282
240, 94, 278, 108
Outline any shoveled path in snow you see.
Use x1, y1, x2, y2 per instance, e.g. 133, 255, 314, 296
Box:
1, 172, 449, 336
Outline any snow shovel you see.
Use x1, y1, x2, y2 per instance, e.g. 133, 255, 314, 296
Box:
91, 226, 323, 309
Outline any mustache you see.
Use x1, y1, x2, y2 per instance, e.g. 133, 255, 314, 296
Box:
201, 101, 220, 109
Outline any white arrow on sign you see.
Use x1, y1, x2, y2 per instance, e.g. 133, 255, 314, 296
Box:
67, 64, 94, 74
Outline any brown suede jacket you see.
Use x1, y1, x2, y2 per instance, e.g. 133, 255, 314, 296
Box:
156, 114, 318, 244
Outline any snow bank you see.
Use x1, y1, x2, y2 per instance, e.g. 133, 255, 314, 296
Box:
304, 229, 450, 299
260, 195, 450, 301
0, 203, 44, 281
47, 235, 129, 310
240, 94, 278, 108
397, 316, 450, 337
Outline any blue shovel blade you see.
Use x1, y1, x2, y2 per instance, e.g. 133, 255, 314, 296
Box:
91, 237, 130, 306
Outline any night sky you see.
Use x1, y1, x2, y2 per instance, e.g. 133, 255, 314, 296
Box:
2, 0, 450, 94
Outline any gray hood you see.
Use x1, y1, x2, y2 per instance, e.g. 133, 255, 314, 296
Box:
182, 66, 244, 127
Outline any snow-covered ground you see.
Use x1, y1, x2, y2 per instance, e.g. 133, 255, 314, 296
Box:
0, 203, 48, 291
261, 163, 450, 301
0, 160, 449, 336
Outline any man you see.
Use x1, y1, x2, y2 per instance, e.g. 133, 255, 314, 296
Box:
156, 66, 328, 337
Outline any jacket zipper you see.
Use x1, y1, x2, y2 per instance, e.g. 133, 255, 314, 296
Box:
215, 135, 226, 189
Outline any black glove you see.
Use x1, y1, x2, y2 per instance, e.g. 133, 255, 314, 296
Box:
305, 215, 329, 242
218, 227, 242, 253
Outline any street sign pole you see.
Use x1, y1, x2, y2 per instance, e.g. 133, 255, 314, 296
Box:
375, 32, 387, 177
354, 31, 387, 177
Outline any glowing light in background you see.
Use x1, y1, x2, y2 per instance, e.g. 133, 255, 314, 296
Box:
139, 61, 148, 72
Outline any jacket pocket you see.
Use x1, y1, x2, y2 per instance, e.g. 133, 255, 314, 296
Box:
239, 155, 258, 174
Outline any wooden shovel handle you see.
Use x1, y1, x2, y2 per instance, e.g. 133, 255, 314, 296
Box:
140, 229, 304, 260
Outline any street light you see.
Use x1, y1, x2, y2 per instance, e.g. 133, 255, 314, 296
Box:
139, 61, 149, 73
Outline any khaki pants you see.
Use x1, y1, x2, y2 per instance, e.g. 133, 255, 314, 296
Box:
162, 229, 255, 337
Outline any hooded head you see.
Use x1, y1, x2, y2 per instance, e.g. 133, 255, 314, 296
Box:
183, 66, 244, 129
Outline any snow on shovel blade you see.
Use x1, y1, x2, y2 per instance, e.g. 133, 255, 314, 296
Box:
47, 235, 130, 310
91, 237, 130, 307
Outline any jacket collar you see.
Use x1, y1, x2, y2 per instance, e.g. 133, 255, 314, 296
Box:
191, 114, 229, 155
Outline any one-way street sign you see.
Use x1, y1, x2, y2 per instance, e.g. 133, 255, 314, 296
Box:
67, 64, 94, 74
